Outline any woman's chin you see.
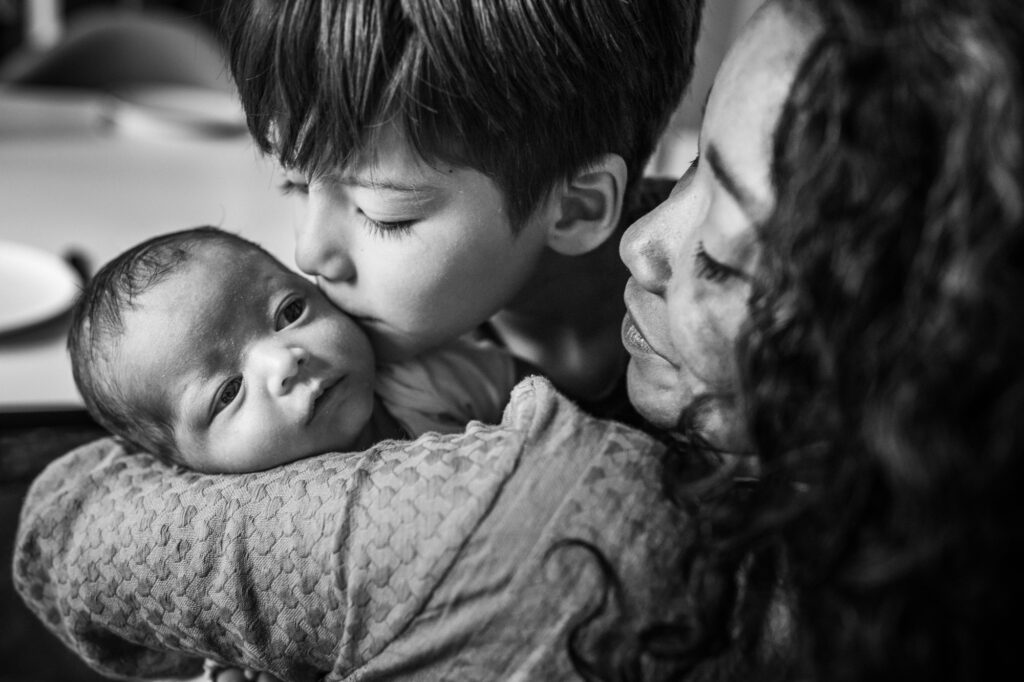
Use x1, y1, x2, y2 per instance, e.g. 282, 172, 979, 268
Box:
625, 362, 684, 430
627, 363, 751, 453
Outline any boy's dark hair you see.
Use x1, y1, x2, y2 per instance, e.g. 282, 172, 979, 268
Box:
68, 226, 272, 465
222, 0, 703, 227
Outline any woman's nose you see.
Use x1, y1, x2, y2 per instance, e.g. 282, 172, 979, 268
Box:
294, 191, 357, 282
252, 342, 309, 395
620, 210, 672, 296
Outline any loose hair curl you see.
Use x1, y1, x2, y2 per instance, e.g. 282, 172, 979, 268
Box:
620, 1, 1024, 680
733, 0, 1024, 679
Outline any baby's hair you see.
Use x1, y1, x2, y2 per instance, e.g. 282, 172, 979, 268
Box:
222, 0, 703, 228
68, 226, 272, 465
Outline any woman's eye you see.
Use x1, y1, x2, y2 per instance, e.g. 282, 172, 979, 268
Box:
276, 298, 306, 329
694, 241, 738, 284
216, 377, 242, 411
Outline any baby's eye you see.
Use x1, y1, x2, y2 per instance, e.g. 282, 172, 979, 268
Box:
694, 241, 739, 284
276, 298, 306, 329
216, 377, 242, 411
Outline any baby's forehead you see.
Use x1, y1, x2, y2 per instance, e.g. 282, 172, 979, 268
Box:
182, 239, 295, 286
120, 243, 278, 349
111, 244, 284, 411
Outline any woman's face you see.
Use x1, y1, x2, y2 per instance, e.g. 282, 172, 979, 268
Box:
620, 1, 815, 450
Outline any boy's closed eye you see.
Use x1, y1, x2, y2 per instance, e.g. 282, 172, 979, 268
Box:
280, 182, 417, 237
362, 216, 415, 237
279, 164, 430, 238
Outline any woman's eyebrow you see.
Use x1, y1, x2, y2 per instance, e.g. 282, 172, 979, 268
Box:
706, 143, 764, 218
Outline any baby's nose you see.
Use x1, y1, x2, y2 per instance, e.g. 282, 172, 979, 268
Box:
255, 343, 309, 395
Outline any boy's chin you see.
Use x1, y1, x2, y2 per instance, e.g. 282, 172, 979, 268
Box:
365, 327, 440, 363
367, 333, 422, 363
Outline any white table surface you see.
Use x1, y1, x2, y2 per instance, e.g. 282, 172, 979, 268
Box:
0, 86, 298, 412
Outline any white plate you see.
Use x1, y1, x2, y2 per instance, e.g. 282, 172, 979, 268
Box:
0, 241, 80, 334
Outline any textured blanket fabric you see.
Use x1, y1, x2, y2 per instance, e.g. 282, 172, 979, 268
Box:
15, 377, 690, 680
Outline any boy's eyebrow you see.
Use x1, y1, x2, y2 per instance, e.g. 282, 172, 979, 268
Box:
706, 143, 765, 219
337, 174, 438, 193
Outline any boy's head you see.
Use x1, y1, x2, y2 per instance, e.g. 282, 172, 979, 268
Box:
69, 227, 377, 473
224, 0, 704, 225
221, 0, 704, 361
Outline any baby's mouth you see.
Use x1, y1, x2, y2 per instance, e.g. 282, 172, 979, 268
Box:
306, 377, 341, 424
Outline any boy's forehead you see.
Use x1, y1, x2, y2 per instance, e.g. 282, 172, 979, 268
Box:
292, 122, 452, 189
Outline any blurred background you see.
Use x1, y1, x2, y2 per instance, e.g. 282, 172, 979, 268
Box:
0, 1, 762, 680
0, 1, 221, 60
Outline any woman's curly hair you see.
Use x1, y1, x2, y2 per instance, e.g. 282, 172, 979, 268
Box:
724, 0, 1024, 679
593, 2, 1024, 679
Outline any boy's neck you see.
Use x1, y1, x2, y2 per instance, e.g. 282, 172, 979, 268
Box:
490, 235, 628, 398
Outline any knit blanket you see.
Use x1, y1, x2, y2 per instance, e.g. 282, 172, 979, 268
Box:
15, 377, 690, 681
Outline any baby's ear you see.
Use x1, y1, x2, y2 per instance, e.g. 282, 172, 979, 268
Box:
546, 154, 627, 256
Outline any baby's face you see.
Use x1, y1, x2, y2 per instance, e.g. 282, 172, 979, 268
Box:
113, 241, 376, 472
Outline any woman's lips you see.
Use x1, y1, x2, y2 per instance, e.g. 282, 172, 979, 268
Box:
621, 311, 656, 354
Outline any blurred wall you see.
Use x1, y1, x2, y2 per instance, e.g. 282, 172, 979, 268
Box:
649, 0, 764, 176
675, 0, 764, 129
0, 0, 224, 60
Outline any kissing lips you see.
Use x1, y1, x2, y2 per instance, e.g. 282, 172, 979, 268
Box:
621, 312, 656, 355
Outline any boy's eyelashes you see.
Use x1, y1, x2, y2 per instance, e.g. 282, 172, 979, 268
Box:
277, 179, 416, 236
362, 215, 415, 237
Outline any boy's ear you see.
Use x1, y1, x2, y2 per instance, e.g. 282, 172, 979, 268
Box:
546, 154, 627, 256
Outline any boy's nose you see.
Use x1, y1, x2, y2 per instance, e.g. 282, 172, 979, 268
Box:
252, 341, 309, 395
620, 212, 671, 296
295, 194, 357, 282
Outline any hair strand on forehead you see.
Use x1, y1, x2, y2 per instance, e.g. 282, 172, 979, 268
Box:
223, 0, 703, 228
